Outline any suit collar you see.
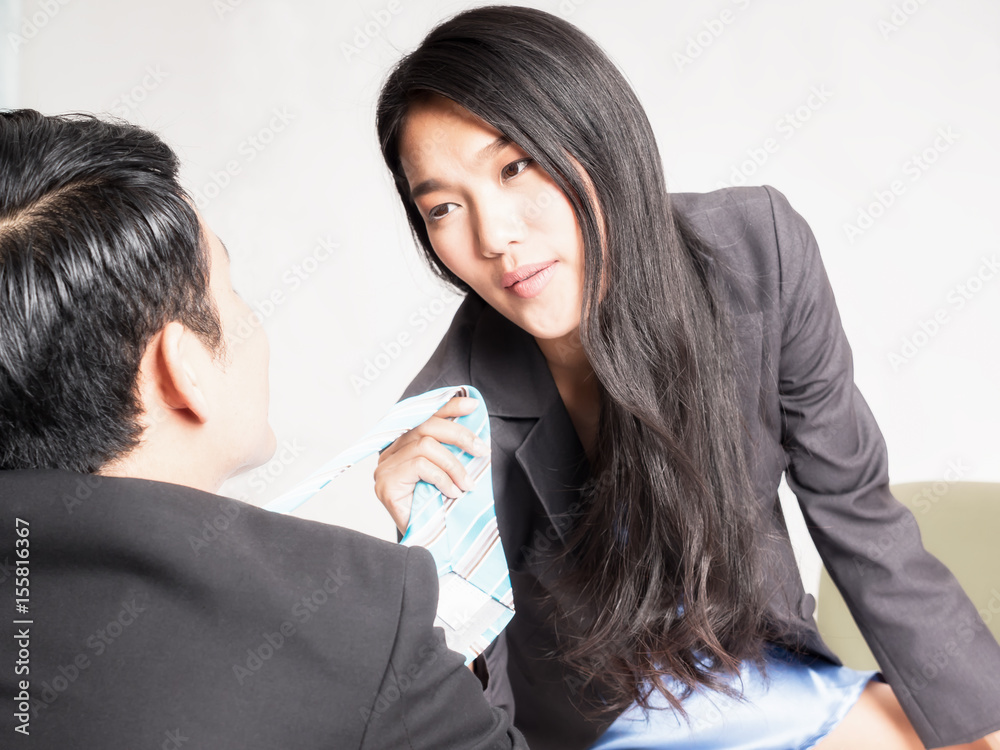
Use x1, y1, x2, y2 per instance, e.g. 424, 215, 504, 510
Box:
514, 400, 590, 543
469, 299, 556, 418
468, 299, 589, 542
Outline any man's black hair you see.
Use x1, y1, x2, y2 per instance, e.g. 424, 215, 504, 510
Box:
0, 109, 222, 472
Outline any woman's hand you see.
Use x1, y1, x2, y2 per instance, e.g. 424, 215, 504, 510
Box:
374, 396, 490, 535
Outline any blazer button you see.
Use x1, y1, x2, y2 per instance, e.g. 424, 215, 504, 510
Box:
800, 593, 816, 620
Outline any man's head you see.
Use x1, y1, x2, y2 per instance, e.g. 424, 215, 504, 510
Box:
0, 109, 274, 491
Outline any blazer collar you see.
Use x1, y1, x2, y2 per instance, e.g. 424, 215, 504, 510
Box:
469, 300, 590, 542
469, 301, 556, 418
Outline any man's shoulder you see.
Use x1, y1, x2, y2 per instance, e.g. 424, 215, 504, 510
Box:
0, 468, 409, 566
0, 468, 424, 745
0, 468, 416, 624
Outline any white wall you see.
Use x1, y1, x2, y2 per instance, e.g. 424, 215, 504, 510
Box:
14, 1, 1000, 576
0, 0, 18, 107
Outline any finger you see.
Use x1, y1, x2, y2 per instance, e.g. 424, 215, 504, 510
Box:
432, 396, 480, 419
408, 436, 475, 493
380, 454, 466, 502
372, 465, 414, 533
376, 434, 475, 497
415, 415, 489, 457
384, 417, 488, 462
378, 397, 485, 460
415, 454, 468, 498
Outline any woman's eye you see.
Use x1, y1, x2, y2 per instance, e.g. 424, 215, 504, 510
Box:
428, 203, 457, 221
501, 158, 532, 180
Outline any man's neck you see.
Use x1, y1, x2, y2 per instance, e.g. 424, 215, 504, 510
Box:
97, 441, 225, 495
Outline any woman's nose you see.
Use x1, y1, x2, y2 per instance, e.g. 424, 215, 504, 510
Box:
473, 198, 526, 257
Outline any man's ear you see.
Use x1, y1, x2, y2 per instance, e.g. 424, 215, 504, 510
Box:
153, 321, 212, 424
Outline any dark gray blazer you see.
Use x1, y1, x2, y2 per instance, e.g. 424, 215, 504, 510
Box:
0, 469, 527, 749
401, 184, 1000, 750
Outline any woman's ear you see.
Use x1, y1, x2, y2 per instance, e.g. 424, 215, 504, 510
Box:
152, 321, 212, 424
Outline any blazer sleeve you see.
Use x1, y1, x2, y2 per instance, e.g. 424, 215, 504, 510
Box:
359, 545, 527, 750
767, 184, 1000, 748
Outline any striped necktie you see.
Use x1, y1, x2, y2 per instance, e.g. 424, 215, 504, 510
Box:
265, 385, 514, 664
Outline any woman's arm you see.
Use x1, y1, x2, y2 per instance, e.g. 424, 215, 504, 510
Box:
767, 184, 1000, 748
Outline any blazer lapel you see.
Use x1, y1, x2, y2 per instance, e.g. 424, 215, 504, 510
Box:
514, 402, 590, 543
470, 304, 589, 545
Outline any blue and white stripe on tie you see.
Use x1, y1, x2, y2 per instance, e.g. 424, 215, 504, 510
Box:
265, 385, 514, 664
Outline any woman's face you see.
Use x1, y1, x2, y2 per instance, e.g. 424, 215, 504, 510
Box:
398, 96, 586, 343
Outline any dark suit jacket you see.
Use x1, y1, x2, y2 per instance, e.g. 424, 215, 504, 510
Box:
0, 469, 527, 749
401, 184, 1000, 749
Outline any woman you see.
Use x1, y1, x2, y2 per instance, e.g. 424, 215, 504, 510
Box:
371, 6, 1000, 749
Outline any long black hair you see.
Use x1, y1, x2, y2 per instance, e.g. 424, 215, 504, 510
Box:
377, 6, 778, 715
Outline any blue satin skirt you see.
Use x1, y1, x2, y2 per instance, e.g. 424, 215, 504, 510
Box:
588, 644, 879, 750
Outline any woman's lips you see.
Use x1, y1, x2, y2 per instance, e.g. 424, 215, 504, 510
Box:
503, 261, 557, 299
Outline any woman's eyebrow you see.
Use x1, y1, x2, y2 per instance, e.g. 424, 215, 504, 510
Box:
410, 178, 445, 201
477, 135, 512, 162
408, 136, 513, 201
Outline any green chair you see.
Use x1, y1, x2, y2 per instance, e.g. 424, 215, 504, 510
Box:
815, 481, 1000, 671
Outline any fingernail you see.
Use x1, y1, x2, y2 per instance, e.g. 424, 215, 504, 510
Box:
471, 437, 489, 455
